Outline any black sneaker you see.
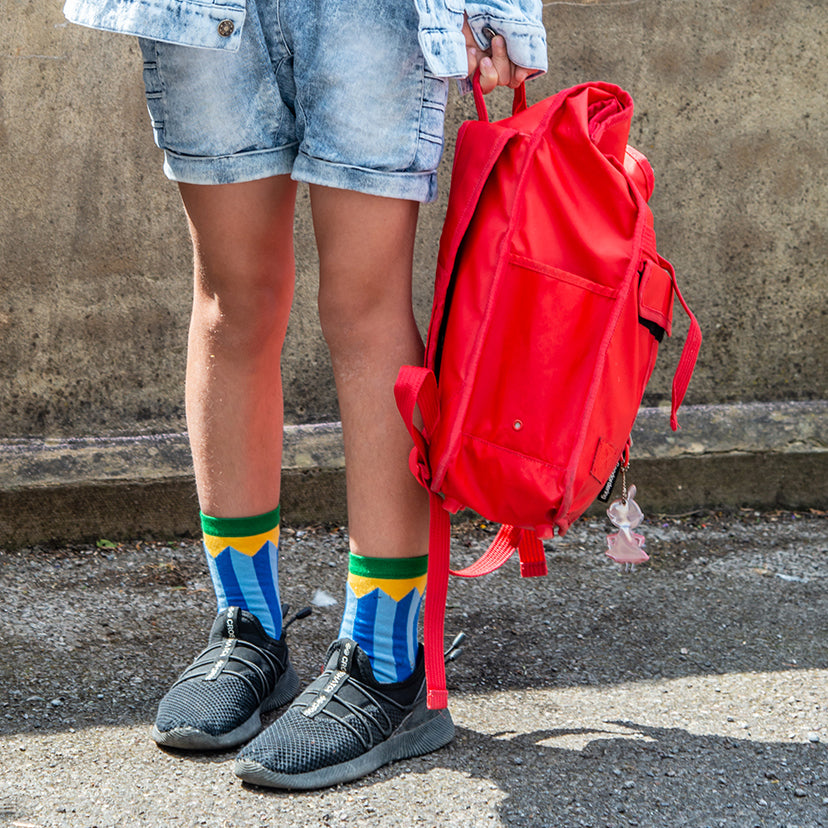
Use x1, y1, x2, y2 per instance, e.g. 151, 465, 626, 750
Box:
151, 606, 303, 750
234, 638, 455, 790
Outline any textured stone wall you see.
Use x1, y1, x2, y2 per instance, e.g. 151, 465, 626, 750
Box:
3, 0, 826, 440
1, 0, 826, 543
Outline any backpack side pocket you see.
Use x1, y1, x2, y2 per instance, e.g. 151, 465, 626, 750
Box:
638, 259, 674, 341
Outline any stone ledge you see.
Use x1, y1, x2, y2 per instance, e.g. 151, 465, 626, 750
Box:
631, 400, 826, 458
1, 401, 825, 547
0, 421, 344, 490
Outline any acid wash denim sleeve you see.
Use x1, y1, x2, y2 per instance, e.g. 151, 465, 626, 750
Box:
62, 0, 247, 51
63, 0, 547, 80
413, 0, 548, 79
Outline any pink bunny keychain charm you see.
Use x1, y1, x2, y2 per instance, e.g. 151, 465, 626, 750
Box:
605, 459, 649, 570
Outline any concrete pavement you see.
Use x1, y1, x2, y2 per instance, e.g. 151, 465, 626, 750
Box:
2, 510, 827, 827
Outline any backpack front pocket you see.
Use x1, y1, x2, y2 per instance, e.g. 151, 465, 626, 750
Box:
461, 254, 620, 469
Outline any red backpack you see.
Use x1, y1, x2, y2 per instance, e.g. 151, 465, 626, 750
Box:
395, 80, 702, 709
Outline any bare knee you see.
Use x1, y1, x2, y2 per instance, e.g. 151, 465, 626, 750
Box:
318, 281, 381, 352
311, 185, 420, 359
192, 251, 295, 358
181, 177, 298, 357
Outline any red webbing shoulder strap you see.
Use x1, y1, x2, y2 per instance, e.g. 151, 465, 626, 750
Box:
424, 521, 547, 709
658, 255, 703, 431
394, 366, 454, 709
423, 493, 452, 709
450, 525, 547, 579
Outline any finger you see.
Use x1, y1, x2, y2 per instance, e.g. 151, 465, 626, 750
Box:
478, 56, 498, 94
510, 65, 533, 90
461, 14, 476, 50
462, 14, 481, 78
466, 45, 481, 78
490, 36, 513, 88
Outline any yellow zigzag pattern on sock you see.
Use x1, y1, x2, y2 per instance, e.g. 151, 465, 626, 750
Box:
347, 573, 427, 602
203, 526, 281, 559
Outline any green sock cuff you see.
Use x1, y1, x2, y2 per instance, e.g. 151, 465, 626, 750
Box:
348, 553, 428, 580
200, 506, 281, 538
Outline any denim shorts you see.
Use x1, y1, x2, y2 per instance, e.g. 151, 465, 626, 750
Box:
138, 0, 450, 201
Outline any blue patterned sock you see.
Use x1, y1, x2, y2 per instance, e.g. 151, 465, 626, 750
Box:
338, 553, 428, 683
201, 506, 282, 639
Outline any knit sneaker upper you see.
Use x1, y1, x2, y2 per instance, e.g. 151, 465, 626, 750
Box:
154, 607, 292, 739
237, 639, 424, 775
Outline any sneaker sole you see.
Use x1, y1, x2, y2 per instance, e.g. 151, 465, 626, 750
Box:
150, 661, 300, 751
234, 706, 455, 790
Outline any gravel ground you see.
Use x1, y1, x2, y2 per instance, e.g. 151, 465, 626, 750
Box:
1, 509, 826, 827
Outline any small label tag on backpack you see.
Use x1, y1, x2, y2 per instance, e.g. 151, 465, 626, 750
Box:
597, 462, 620, 503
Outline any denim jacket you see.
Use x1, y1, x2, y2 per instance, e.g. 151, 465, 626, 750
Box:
63, 0, 547, 79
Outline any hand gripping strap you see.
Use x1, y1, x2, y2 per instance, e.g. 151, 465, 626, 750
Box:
471, 71, 527, 123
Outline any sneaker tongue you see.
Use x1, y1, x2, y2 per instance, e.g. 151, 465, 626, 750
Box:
326, 639, 359, 674
209, 607, 268, 644
303, 640, 373, 720
224, 607, 241, 638
339, 639, 360, 672
324, 639, 383, 686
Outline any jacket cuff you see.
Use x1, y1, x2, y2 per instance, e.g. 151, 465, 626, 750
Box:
63, 0, 246, 51
465, 12, 548, 75
418, 28, 472, 78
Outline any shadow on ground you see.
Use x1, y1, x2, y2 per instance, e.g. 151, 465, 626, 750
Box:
1, 512, 826, 826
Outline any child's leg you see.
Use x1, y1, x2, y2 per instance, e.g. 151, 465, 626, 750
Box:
234, 186, 453, 790
181, 176, 297, 520
181, 176, 297, 638
151, 177, 302, 750
311, 185, 429, 561
232, 0, 459, 785
312, 185, 430, 683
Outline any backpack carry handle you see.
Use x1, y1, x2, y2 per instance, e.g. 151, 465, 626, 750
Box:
471, 70, 528, 123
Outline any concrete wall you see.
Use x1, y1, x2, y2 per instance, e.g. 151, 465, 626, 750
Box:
1, 0, 826, 544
